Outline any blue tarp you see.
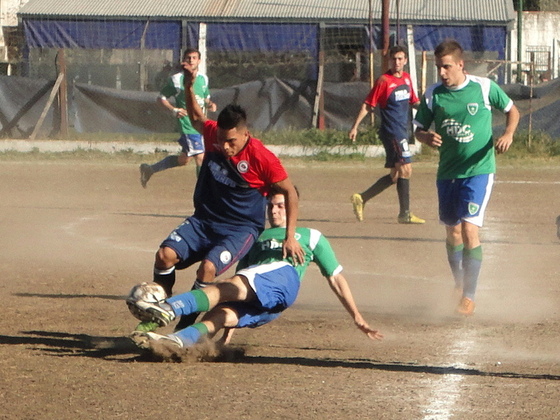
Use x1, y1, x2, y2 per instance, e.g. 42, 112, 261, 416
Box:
22, 19, 506, 59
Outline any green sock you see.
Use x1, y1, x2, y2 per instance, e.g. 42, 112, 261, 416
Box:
463, 246, 482, 300
446, 242, 465, 288
167, 289, 210, 315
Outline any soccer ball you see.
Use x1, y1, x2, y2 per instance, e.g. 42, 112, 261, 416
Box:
126, 282, 167, 322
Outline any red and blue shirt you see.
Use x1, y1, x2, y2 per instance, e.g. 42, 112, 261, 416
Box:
365, 70, 419, 142
193, 120, 288, 230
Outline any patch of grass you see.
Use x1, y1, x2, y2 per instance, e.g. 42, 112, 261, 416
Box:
2, 128, 559, 165
254, 127, 380, 146
505, 130, 560, 159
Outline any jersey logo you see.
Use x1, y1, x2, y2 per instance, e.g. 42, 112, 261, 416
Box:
468, 202, 480, 215
394, 89, 411, 102
169, 232, 182, 242
467, 103, 479, 116
220, 250, 232, 264
442, 119, 474, 143
237, 160, 249, 173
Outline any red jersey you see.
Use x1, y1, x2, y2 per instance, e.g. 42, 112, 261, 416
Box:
365, 71, 419, 141
193, 120, 288, 229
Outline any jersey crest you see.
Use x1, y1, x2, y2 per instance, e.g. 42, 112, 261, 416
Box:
467, 103, 479, 116
237, 160, 249, 173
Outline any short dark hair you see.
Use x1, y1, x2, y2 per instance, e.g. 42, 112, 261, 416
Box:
182, 48, 201, 60
217, 104, 248, 130
434, 40, 463, 60
389, 45, 407, 59
268, 184, 300, 199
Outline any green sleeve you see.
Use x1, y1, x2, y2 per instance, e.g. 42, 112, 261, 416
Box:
489, 81, 513, 112
159, 77, 178, 99
414, 95, 433, 130
311, 229, 342, 277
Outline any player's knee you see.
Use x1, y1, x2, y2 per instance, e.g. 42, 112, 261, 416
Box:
197, 260, 217, 282
400, 166, 412, 178
397, 163, 412, 179
203, 306, 239, 329
155, 247, 179, 268
177, 154, 189, 166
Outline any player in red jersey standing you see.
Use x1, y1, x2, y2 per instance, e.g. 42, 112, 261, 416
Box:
138, 61, 304, 333
349, 45, 424, 225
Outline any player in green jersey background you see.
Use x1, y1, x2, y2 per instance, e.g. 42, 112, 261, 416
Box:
139, 48, 217, 187
414, 40, 520, 316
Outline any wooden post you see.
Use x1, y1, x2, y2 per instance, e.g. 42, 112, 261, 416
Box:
29, 72, 65, 140
57, 49, 68, 139
421, 51, 427, 95
312, 23, 325, 129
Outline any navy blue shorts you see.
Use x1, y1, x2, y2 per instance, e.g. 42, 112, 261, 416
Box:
381, 133, 413, 168
160, 216, 258, 275
437, 173, 494, 227
226, 262, 301, 328
178, 133, 204, 156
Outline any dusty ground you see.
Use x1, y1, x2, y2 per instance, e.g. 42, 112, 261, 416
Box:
0, 157, 559, 419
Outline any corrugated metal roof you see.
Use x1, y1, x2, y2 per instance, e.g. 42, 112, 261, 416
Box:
18, 0, 515, 24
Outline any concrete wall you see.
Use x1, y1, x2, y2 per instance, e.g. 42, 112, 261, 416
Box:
510, 11, 560, 81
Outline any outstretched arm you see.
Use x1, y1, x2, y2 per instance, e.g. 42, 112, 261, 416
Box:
181, 62, 207, 134
327, 273, 383, 341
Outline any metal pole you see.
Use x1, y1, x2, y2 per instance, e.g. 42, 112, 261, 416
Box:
368, 0, 375, 125
382, 0, 390, 72
517, 0, 523, 83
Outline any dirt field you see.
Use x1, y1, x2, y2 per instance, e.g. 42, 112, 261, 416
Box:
1, 157, 559, 419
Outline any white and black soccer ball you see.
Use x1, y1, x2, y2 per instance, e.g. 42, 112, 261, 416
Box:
126, 282, 167, 322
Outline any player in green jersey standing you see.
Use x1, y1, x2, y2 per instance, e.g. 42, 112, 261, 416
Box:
140, 48, 217, 187
414, 40, 520, 316
128, 187, 383, 351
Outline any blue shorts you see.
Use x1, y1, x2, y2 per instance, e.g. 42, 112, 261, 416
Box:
226, 262, 301, 328
178, 133, 204, 156
437, 173, 494, 227
380, 131, 413, 168
160, 216, 258, 275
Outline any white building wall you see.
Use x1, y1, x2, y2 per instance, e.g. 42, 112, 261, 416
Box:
510, 11, 560, 81
1, 0, 29, 63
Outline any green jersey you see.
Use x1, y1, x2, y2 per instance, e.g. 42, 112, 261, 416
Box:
160, 72, 210, 135
414, 75, 513, 180
237, 226, 342, 281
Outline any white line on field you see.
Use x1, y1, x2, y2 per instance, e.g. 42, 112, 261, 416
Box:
495, 180, 560, 185
421, 332, 476, 419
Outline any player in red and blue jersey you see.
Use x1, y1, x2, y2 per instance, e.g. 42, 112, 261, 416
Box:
140, 62, 304, 333
349, 45, 424, 225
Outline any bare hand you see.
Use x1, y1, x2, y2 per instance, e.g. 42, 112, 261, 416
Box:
355, 318, 384, 341
208, 102, 218, 113
175, 108, 188, 118
495, 133, 513, 154
283, 236, 305, 266
348, 128, 358, 142
418, 130, 442, 148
